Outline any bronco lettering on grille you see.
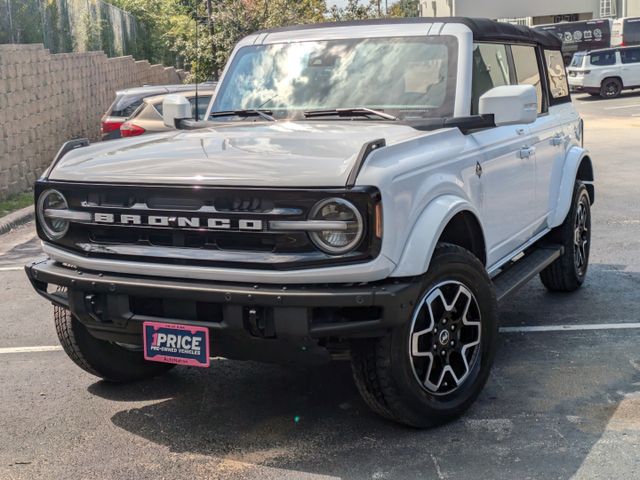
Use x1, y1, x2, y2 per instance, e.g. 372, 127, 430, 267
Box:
94, 213, 263, 231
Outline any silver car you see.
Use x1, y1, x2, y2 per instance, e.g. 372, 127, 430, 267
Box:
119, 89, 215, 138
101, 83, 215, 140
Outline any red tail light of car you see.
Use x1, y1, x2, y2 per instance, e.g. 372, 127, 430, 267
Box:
120, 122, 146, 137
101, 118, 123, 134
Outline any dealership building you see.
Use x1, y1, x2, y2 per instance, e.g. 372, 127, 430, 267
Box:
419, 0, 640, 25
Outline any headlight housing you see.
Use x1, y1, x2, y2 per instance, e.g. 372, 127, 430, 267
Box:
309, 198, 364, 254
37, 189, 69, 240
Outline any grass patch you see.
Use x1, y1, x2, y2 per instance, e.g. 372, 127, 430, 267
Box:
0, 192, 33, 217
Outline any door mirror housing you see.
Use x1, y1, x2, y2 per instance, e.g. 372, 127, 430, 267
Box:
162, 94, 191, 128
479, 85, 538, 126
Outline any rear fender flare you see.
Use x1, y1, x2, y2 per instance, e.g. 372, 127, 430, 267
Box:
391, 195, 485, 278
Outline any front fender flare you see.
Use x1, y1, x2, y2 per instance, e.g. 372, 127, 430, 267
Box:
548, 147, 593, 228
390, 195, 485, 278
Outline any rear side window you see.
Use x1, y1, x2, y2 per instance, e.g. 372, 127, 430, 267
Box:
511, 45, 544, 114
471, 43, 511, 114
620, 47, 640, 64
545, 50, 570, 100
111, 100, 143, 118
590, 50, 616, 66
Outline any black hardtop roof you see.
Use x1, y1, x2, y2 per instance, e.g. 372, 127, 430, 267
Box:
256, 17, 562, 50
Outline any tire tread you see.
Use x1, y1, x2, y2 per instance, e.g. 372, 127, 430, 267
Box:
351, 243, 496, 427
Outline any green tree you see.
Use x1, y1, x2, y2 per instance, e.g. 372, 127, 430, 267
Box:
388, 0, 420, 17
209, 0, 326, 77
327, 0, 379, 20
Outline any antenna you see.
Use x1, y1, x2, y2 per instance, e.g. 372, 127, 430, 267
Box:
194, 0, 199, 121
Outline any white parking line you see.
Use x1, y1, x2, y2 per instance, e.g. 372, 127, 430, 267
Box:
0, 266, 24, 271
603, 104, 640, 110
0, 346, 63, 354
500, 322, 640, 333
3, 323, 640, 355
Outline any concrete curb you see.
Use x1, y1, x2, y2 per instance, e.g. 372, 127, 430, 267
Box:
0, 205, 35, 236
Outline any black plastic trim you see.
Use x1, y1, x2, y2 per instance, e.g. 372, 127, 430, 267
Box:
346, 139, 386, 187
25, 259, 421, 341
45, 139, 90, 180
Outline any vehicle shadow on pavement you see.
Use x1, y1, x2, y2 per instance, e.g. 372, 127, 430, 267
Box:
88, 264, 640, 479
574, 90, 640, 102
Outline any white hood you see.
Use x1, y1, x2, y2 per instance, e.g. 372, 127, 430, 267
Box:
50, 121, 427, 187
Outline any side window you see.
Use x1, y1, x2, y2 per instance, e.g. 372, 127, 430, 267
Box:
471, 43, 512, 114
620, 47, 640, 64
191, 95, 212, 119
590, 50, 616, 66
511, 45, 544, 114
112, 100, 143, 118
544, 50, 570, 100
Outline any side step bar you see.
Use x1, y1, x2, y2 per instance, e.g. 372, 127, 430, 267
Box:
493, 245, 564, 303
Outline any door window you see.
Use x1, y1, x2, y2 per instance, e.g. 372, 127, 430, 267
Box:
620, 47, 640, 64
511, 45, 545, 114
471, 43, 512, 114
590, 50, 616, 66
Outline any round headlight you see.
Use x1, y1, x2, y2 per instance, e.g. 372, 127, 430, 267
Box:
309, 198, 364, 254
37, 189, 69, 240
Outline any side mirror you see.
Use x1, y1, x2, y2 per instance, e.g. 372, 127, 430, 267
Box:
479, 85, 537, 126
162, 94, 191, 128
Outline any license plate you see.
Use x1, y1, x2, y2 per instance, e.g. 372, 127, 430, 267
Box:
143, 321, 210, 368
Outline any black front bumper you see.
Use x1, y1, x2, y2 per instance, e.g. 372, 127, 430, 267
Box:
26, 259, 419, 363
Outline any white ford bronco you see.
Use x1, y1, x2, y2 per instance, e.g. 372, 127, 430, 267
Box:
26, 18, 594, 427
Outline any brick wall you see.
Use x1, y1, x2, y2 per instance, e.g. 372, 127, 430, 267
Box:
0, 44, 187, 200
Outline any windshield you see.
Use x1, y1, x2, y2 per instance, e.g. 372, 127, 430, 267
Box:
570, 53, 586, 68
210, 36, 458, 121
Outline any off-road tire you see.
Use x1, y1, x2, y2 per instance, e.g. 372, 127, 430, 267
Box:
540, 181, 591, 292
350, 243, 498, 428
600, 77, 622, 98
54, 305, 175, 382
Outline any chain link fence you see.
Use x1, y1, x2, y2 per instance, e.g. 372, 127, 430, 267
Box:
0, 0, 146, 58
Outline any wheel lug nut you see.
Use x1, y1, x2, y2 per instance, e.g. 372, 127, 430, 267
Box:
442, 319, 447, 324
450, 341, 455, 346
441, 350, 446, 356
451, 325, 455, 331
433, 344, 437, 350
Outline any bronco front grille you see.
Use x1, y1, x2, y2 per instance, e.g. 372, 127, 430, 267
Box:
35, 181, 381, 270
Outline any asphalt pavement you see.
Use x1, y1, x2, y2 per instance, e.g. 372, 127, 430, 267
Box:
1, 94, 639, 479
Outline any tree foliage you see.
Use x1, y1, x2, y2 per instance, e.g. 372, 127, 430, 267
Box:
388, 0, 420, 18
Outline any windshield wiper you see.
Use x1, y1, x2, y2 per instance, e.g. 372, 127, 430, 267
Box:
209, 109, 276, 121
303, 107, 398, 121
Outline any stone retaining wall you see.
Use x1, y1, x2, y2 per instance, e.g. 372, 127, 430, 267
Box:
0, 44, 187, 200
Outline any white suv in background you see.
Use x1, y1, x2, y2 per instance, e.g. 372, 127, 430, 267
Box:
568, 46, 640, 98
